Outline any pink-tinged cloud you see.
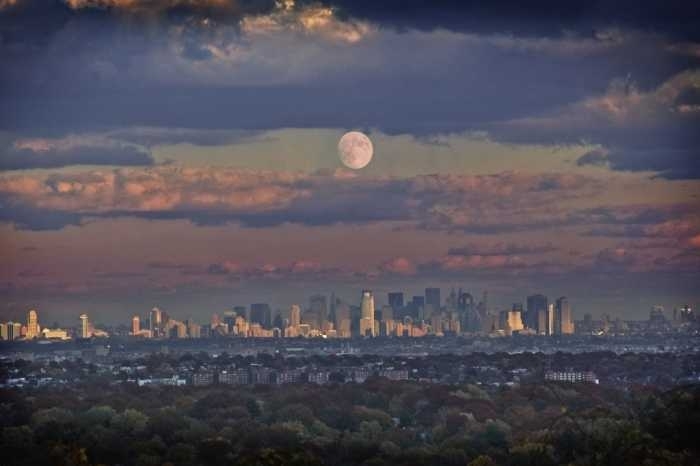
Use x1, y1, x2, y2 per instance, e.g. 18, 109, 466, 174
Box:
688, 234, 700, 248
379, 257, 416, 275
0, 167, 605, 231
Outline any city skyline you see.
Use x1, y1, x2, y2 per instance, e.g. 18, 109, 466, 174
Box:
3, 286, 694, 342
1, 1, 699, 321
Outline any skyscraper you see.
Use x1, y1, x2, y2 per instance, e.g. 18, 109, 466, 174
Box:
250, 303, 272, 328
425, 287, 441, 311
26, 309, 39, 339
150, 307, 162, 337
554, 297, 574, 335
80, 313, 89, 339
131, 315, 140, 335
526, 294, 548, 331
536, 308, 548, 335
289, 304, 301, 327
388, 292, 404, 311
4, 322, 18, 340
310, 294, 328, 328
360, 289, 375, 337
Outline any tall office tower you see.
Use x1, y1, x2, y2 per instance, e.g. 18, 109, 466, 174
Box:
272, 312, 284, 329
555, 297, 574, 334
536, 308, 549, 335
187, 320, 201, 338
334, 302, 351, 338
431, 312, 443, 335
458, 291, 478, 332
173, 321, 188, 338
289, 305, 301, 327
526, 294, 548, 331
131, 315, 140, 335
507, 309, 524, 333
380, 305, 394, 322
250, 303, 272, 328
388, 292, 404, 311
407, 296, 424, 319
4, 322, 14, 340
411, 296, 425, 308
547, 304, 555, 335
446, 288, 458, 310
310, 294, 328, 328
360, 289, 375, 337
26, 309, 39, 339
222, 310, 237, 331
0, 322, 7, 340
150, 307, 162, 337
425, 287, 441, 311
80, 313, 89, 339
5, 322, 21, 340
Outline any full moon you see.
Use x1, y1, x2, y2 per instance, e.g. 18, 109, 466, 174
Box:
338, 131, 373, 169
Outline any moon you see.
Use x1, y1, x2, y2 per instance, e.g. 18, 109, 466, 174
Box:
338, 131, 373, 169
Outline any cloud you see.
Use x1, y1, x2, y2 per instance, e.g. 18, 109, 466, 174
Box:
379, 257, 416, 275
495, 70, 700, 178
0, 167, 606, 231
1, 135, 153, 170
321, 1, 700, 41
447, 241, 556, 256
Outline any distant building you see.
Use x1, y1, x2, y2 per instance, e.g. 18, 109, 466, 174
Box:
150, 307, 162, 337
192, 371, 214, 386
310, 294, 328, 329
545, 370, 598, 384
536, 308, 549, 335
525, 294, 547, 332
425, 287, 441, 311
131, 315, 140, 335
388, 292, 404, 311
360, 290, 375, 337
411, 296, 425, 308
41, 328, 70, 340
554, 297, 574, 335
378, 369, 409, 381
219, 368, 250, 385
26, 309, 39, 339
79, 314, 89, 339
187, 321, 201, 338
2, 322, 22, 341
250, 303, 272, 328
674, 304, 693, 323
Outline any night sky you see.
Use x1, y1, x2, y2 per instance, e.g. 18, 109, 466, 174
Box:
1, 0, 699, 324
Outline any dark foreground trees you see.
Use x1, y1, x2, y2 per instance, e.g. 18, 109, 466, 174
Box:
1, 380, 697, 466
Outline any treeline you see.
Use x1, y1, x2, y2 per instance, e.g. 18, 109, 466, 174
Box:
1, 379, 698, 466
